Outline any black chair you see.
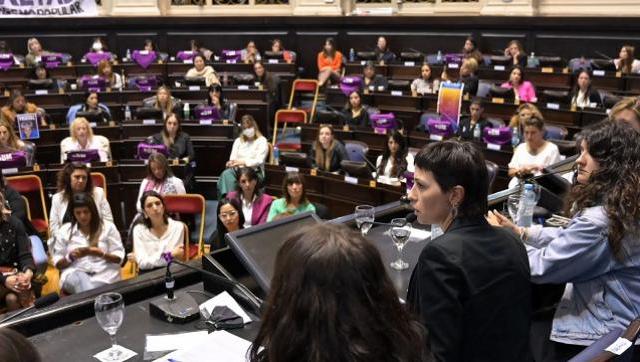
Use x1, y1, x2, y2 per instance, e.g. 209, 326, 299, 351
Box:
400, 52, 423, 62
388, 79, 410, 91
489, 55, 511, 67
602, 93, 623, 109
280, 152, 312, 169
28, 78, 55, 91
340, 160, 373, 179
488, 85, 515, 102
356, 51, 376, 61
538, 56, 565, 68
312, 202, 331, 219
485, 160, 499, 191
135, 107, 163, 121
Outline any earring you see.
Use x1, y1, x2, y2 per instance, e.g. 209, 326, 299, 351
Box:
450, 203, 459, 220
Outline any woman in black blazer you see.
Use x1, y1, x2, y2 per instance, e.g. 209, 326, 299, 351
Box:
406, 140, 531, 362
570, 69, 602, 109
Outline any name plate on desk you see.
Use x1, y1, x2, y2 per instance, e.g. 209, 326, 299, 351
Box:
593, 70, 605, 76
546, 103, 560, 110
448, 63, 459, 69
188, 85, 201, 91
237, 85, 250, 90
143, 119, 156, 125
391, 90, 403, 96
89, 122, 97, 128
404, 61, 415, 67
486, 143, 502, 151
491, 97, 505, 104
183, 59, 193, 64
35, 89, 48, 95
373, 127, 388, 135
268, 59, 279, 64
429, 134, 444, 141
226, 59, 237, 64
541, 67, 554, 73
493, 65, 505, 71
199, 119, 213, 125
1, 168, 18, 175
285, 166, 299, 173
344, 175, 358, 185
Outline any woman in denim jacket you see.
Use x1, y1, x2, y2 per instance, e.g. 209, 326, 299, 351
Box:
489, 121, 640, 360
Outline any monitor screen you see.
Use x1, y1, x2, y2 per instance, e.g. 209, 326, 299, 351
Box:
225, 212, 321, 292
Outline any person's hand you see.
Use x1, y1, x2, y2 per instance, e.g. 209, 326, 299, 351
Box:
234, 160, 246, 167
487, 210, 520, 235
171, 244, 185, 258
225, 160, 235, 168
69, 247, 89, 260
87, 247, 105, 258
15, 271, 32, 291
4, 275, 20, 293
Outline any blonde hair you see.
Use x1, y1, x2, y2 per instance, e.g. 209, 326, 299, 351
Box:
509, 103, 544, 128
314, 124, 336, 171
0, 119, 22, 151
70, 117, 94, 142
27, 38, 40, 54
461, 58, 479, 74
240, 114, 262, 141
609, 97, 640, 122
97, 59, 115, 84
154, 86, 174, 115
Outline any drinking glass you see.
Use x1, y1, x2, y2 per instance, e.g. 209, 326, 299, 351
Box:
389, 218, 411, 270
94, 292, 125, 361
506, 194, 520, 222
355, 205, 375, 236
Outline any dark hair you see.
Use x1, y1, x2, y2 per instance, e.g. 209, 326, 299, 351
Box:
271, 38, 283, 50
91, 37, 108, 51
364, 61, 375, 70
470, 96, 484, 108
84, 91, 100, 106
465, 36, 477, 50
282, 172, 309, 205
189, 39, 202, 50
0, 328, 42, 362
566, 121, 640, 260
249, 223, 425, 362
30, 64, 49, 80
571, 69, 594, 101
414, 140, 488, 218
509, 65, 525, 84
522, 117, 545, 131
377, 130, 408, 178
215, 197, 244, 246
347, 90, 363, 110
69, 192, 103, 247
207, 83, 226, 106
140, 190, 169, 228
234, 167, 262, 198
7, 90, 25, 109
57, 162, 94, 201
322, 37, 337, 58
161, 112, 182, 145
0, 40, 11, 53
143, 38, 155, 51
193, 53, 206, 64
146, 153, 174, 182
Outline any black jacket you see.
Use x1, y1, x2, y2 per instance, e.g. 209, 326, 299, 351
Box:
407, 217, 531, 362
151, 131, 195, 162
460, 74, 478, 97
309, 141, 348, 173
457, 116, 491, 141
363, 74, 388, 91
342, 107, 370, 128
0, 215, 36, 284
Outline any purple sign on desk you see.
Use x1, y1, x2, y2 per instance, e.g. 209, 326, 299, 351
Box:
444, 53, 463, 65
176, 50, 196, 62
0, 151, 27, 169
132, 76, 157, 91
0, 53, 14, 71
194, 105, 222, 124
132, 50, 157, 69
339, 76, 362, 96
84, 52, 112, 66
66, 149, 100, 163
483, 127, 512, 146
42, 53, 63, 69
221, 49, 242, 63
137, 142, 168, 160
427, 118, 456, 138
370, 113, 397, 134
79, 75, 106, 92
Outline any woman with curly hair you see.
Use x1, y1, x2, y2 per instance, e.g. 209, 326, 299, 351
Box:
488, 121, 640, 359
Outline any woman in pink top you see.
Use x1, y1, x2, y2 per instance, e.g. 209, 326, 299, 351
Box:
501, 65, 537, 103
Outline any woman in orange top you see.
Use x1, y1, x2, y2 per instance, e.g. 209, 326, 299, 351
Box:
317, 37, 343, 87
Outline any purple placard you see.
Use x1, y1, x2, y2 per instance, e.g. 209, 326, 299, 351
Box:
370, 113, 397, 134
66, 149, 100, 163
133, 76, 157, 91
84, 52, 112, 66
404, 171, 414, 193
427, 118, 456, 138
483, 126, 512, 145
176, 50, 196, 61
132, 50, 157, 69
194, 105, 222, 123
339, 76, 362, 96
42, 53, 63, 69
444, 53, 463, 65
137, 142, 168, 160
80, 75, 106, 91
0, 53, 15, 71
0, 151, 26, 169
221, 49, 242, 63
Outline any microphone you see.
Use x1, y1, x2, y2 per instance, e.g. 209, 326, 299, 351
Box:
0, 293, 59, 326
594, 51, 613, 60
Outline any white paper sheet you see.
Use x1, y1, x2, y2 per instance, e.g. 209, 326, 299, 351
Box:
93, 345, 137, 362
145, 331, 209, 353
153, 330, 253, 362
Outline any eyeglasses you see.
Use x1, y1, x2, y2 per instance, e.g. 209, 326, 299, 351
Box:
219, 211, 238, 219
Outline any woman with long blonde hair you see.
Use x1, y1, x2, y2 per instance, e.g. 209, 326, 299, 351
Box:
309, 124, 348, 173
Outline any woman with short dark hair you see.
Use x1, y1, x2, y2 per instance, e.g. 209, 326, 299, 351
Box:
214, 197, 244, 247
250, 223, 425, 362
267, 172, 315, 222
501, 65, 537, 103
66, 91, 112, 124
0, 328, 41, 362
407, 140, 531, 361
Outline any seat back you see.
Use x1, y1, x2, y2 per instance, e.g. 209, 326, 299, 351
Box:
163, 194, 205, 260
91, 172, 107, 197
344, 140, 369, 162
288, 79, 319, 122
545, 125, 569, 140
6, 175, 48, 236
485, 160, 499, 192
272, 109, 307, 152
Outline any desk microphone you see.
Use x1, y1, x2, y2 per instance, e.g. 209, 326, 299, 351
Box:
0, 293, 59, 326
594, 51, 613, 60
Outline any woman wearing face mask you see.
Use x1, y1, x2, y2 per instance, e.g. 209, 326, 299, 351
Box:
342, 91, 370, 128
96, 60, 123, 89
227, 167, 273, 228
52, 192, 124, 294
569, 70, 602, 109
60, 117, 111, 163
488, 121, 640, 360
135, 153, 185, 213
185, 54, 219, 87
214, 197, 244, 247
407, 140, 531, 362
66, 91, 112, 124
411, 63, 440, 96
217, 115, 268, 199
267, 172, 315, 222
501, 65, 537, 103
309, 124, 348, 173
129, 191, 184, 272
375, 130, 414, 183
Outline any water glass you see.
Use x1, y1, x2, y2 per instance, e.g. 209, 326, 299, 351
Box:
506, 194, 520, 222
355, 205, 375, 236
94, 292, 125, 361
389, 218, 411, 270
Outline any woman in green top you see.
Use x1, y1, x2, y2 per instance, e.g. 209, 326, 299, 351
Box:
267, 172, 316, 222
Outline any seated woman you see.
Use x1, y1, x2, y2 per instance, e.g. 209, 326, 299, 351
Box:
462, 36, 483, 65
488, 122, 640, 360
270, 38, 295, 63
608, 97, 640, 130
504, 39, 527, 67
459, 58, 479, 97
151, 113, 194, 163
0, 328, 42, 362
570, 69, 602, 109
253, 61, 280, 119
189, 39, 213, 61
201, 84, 235, 122
65, 91, 112, 124
60, 117, 111, 163
25, 37, 51, 67
130, 191, 184, 272
309, 124, 348, 173
407, 140, 531, 361
250, 223, 425, 361
375, 130, 414, 183
227, 167, 273, 228
185, 54, 219, 87
213, 197, 244, 247
501, 65, 537, 103
0, 191, 35, 312
52, 192, 124, 295
614, 45, 640, 74
341, 91, 370, 128
373, 36, 396, 65
458, 97, 491, 141
135, 153, 186, 213
410, 63, 440, 96
241, 40, 261, 64
507, 117, 561, 188
362, 61, 388, 91
509, 102, 544, 133
267, 172, 316, 222
217, 115, 268, 199
0, 120, 35, 166
0, 90, 47, 127
317, 37, 343, 87
29, 64, 58, 91
143, 86, 182, 118
96, 59, 123, 90
141, 38, 168, 62
49, 162, 113, 244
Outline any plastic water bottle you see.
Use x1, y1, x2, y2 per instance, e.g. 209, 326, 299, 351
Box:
511, 127, 520, 147
436, 50, 443, 63
349, 48, 355, 63
183, 103, 190, 120
473, 124, 481, 140
273, 146, 280, 165
126, 48, 131, 61
527, 52, 539, 68
516, 184, 537, 227
124, 105, 131, 121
